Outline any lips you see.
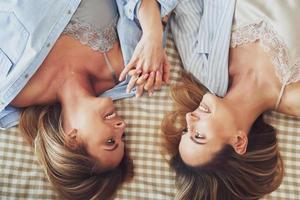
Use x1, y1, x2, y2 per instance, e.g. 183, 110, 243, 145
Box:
191, 102, 211, 120
199, 102, 210, 113
104, 107, 117, 119
104, 110, 117, 120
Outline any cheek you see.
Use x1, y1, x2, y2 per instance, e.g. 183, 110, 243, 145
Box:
179, 134, 190, 155
207, 120, 235, 144
108, 147, 125, 168
178, 136, 185, 154
200, 119, 228, 144
83, 116, 107, 133
209, 109, 237, 137
220, 105, 237, 127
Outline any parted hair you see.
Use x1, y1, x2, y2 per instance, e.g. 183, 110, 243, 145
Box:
161, 72, 284, 200
19, 104, 133, 200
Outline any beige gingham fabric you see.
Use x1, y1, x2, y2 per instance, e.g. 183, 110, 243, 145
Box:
1, 34, 300, 200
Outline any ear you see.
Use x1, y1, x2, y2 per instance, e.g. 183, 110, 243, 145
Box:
65, 128, 79, 149
230, 130, 248, 155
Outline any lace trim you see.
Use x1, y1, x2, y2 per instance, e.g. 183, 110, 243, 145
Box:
62, 16, 118, 52
231, 20, 300, 85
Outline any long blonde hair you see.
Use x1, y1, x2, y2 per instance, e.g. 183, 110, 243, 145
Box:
161, 72, 284, 200
19, 104, 133, 200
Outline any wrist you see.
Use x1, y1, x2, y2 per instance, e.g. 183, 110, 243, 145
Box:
143, 29, 163, 42
138, 0, 163, 38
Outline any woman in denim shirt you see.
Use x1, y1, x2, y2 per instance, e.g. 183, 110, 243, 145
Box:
0, 0, 176, 199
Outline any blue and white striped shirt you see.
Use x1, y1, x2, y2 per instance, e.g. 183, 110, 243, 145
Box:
170, 0, 236, 97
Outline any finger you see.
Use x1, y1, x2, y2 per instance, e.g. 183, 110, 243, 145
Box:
136, 84, 144, 97
162, 54, 171, 84
136, 73, 149, 85
119, 58, 137, 81
128, 69, 142, 77
154, 71, 162, 90
148, 81, 155, 97
136, 59, 147, 73
144, 71, 155, 91
126, 75, 139, 93
148, 88, 154, 97
135, 59, 147, 74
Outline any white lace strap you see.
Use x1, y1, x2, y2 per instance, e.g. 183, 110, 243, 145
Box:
275, 84, 286, 110
103, 52, 119, 84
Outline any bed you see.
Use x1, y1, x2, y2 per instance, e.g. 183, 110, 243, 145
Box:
1, 33, 299, 200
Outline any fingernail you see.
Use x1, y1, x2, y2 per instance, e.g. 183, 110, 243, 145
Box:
119, 74, 127, 81
150, 72, 155, 77
143, 74, 149, 79
136, 69, 142, 74
149, 91, 153, 97
156, 71, 160, 76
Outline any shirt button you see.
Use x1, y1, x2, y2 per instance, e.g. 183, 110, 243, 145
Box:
129, 8, 132, 13
24, 74, 29, 79
67, 10, 72, 14
46, 43, 51, 48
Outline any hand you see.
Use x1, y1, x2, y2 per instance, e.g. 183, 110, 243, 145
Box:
130, 71, 160, 97
125, 51, 170, 97
119, 32, 164, 82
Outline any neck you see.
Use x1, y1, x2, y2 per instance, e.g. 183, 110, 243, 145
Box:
224, 68, 275, 133
57, 72, 95, 131
57, 71, 95, 103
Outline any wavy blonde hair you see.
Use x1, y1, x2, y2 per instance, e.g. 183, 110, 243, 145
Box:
19, 104, 133, 200
161, 72, 284, 200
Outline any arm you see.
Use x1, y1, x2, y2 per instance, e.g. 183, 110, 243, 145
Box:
119, 0, 176, 96
138, 0, 164, 39
129, 0, 166, 96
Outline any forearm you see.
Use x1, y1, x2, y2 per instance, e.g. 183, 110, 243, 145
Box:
138, 0, 163, 39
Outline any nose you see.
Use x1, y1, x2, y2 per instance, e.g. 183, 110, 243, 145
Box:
114, 120, 126, 142
113, 118, 126, 129
101, 97, 114, 106
186, 112, 199, 121
186, 112, 194, 129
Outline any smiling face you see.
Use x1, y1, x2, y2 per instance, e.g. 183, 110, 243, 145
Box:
65, 97, 126, 170
179, 93, 245, 167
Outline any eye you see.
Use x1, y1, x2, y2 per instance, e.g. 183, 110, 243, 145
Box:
106, 138, 115, 146
195, 131, 206, 139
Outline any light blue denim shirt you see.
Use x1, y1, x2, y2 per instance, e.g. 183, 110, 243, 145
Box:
0, 0, 177, 129
0, 0, 81, 129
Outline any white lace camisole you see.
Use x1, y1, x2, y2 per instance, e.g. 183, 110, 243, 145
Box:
230, 0, 300, 110
62, 0, 119, 84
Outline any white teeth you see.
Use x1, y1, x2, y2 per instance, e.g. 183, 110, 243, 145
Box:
105, 112, 116, 119
199, 103, 210, 113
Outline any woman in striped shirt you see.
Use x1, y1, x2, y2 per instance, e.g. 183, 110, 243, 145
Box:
159, 0, 300, 199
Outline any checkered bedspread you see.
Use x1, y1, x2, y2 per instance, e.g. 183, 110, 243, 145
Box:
1, 34, 299, 200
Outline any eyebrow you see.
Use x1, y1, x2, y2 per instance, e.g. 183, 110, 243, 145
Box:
190, 136, 206, 145
106, 143, 119, 151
